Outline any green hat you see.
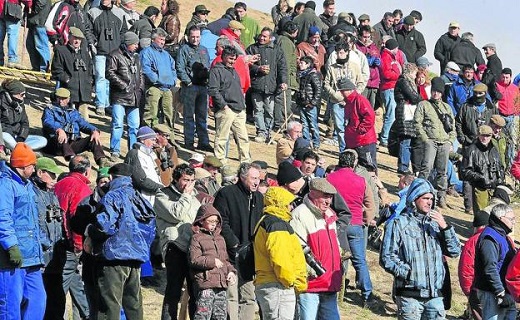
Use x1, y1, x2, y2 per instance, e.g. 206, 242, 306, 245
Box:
203, 155, 223, 168
36, 157, 64, 175
69, 27, 85, 39
97, 167, 110, 182
55, 88, 70, 98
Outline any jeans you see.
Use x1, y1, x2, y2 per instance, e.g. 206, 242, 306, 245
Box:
3, 132, 48, 151
0, 266, 46, 319
94, 55, 110, 109
110, 104, 140, 154
477, 290, 517, 320
395, 296, 445, 320
331, 102, 346, 152
503, 115, 517, 168
0, 19, 21, 64
298, 292, 340, 320
181, 84, 209, 147
418, 140, 450, 191
255, 282, 296, 320
251, 92, 275, 137
346, 225, 372, 300
26, 26, 50, 72
380, 89, 396, 144
398, 138, 411, 173
300, 105, 320, 148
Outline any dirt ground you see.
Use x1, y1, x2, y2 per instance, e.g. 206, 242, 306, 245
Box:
17, 81, 519, 319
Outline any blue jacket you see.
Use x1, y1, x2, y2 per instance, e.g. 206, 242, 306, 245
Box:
0, 162, 44, 268
446, 77, 490, 115
176, 43, 210, 86
139, 43, 177, 90
41, 104, 97, 140
200, 29, 218, 63
89, 176, 155, 262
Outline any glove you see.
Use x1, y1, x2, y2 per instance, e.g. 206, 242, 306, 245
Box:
7, 245, 22, 268
497, 292, 515, 308
89, 44, 97, 56
373, 57, 381, 67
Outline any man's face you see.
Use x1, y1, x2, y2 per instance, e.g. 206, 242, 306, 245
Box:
309, 34, 321, 45
360, 19, 370, 26
288, 125, 302, 140
124, 0, 135, 9
463, 69, 474, 81
404, 24, 414, 32
241, 168, 260, 192
58, 97, 70, 107
300, 158, 317, 176
141, 136, 157, 148
323, 4, 334, 16
309, 190, 333, 214
258, 31, 271, 45
501, 73, 512, 85
393, 14, 401, 26
284, 177, 305, 194
156, 132, 169, 147
222, 54, 237, 68
414, 193, 434, 214
70, 36, 82, 49
97, 177, 111, 188
235, 6, 246, 19
478, 134, 492, 146
37, 169, 57, 190
127, 43, 138, 52
298, 60, 310, 71
232, 28, 241, 37
196, 11, 209, 20
203, 164, 219, 178
384, 16, 393, 28
175, 173, 195, 192
499, 211, 516, 232
18, 164, 35, 179
188, 30, 201, 46
153, 35, 166, 48
491, 124, 503, 136
101, 0, 111, 6
483, 47, 495, 58
448, 26, 459, 37
360, 31, 371, 45
431, 90, 443, 101
337, 49, 348, 59
295, 5, 304, 15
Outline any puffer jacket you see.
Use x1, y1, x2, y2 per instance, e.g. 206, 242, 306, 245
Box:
140, 42, 177, 89
394, 76, 424, 138
458, 228, 484, 296
296, 68, 322, 107
189, 206, 235, 291
88, 3, 127, 55
355, 40, 381, 89
414, 98, 456, 143
344, 90, 377, 148
455, 96, 498, 146
379, 48, 404, 90
42, 104, 97, 140
461, 140, 504, 189
254, 187, 307, 292
324, 59, 364, 103
47, 0, 95, 46
395, 28, 426, 64
0, 91, 29, 140
154, 184, 201, 255
246, 41, 287, 95
88, 176, 155, 263
0, 162, 44, 268
107, 45, 144, 106
176, 42, 210, 86
208, 62, 245, 112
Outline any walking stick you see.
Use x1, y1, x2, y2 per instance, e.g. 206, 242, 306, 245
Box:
267, 89, 291, 145
21, 15, 28, 68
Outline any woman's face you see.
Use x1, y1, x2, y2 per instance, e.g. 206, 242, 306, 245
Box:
416, 73, 426, 85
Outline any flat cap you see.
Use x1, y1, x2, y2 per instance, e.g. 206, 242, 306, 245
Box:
203, 155, 223, 168
446, 61, 460, 72
358, 14, 370, 21
337, 78, 356, 91
309, 178, 337, 194
338, 12, 350, 20
403, 15, 415, 25
490, 114, 506, 127
478, 125, 493, 135
55, 88, 70, 98
473, 83, 488, 93
482, 43, 496, 50
69, 27, 85, 39
221, 165, 237, 178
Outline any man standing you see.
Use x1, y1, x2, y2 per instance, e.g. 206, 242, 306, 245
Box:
177, 25, 212, 152
482, 43, 503, 82
434, 22, 461, 73
356, 25, 381, 109
447, 65, 480, 116
107, 31, 144, 161
25, 0, 51, 72
292, 0, 325, 44
246, 27, 288, 143
474, 204, 517, 319
234, 2, 261, 48
0, 0, 30, 68
153, 123, 178, 187
372, 12, 396, 49
213, 162, 264, 320
201, 156, 223, 196
495, 68, 519, 166
89, 0, 127, 115
318, 0, 337, 41
395, 15, 426, 64
0, 142, 46, 317
208, 46, 251, 164
120, 0, 140, 30
140, 28, 177, 138
381, 178, 461, 319
184, 4, 210, 35
86, 163, 155, 319
449, 32, 485, 70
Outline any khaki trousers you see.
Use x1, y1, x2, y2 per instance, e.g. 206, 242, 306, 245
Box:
214, 107, 251, 164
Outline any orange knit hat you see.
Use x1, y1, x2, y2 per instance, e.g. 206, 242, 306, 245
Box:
10, 142, 37, 168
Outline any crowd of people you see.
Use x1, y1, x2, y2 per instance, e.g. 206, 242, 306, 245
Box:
2, 0, 520, 319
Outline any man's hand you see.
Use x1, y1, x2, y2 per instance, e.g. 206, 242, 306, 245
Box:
497, 291, 515, 308
56, 128, 68, 144
183, 180, 195, 194
90, 130, 101, 145
429, 210, 448, 229
8, 245, 22, 267
215, 258, 224, 268
280, 83, 288, 91
227, 272, 237, 285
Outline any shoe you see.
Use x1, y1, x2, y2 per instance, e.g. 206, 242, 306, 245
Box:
198, 144, 214, 153
397, 170, 412, 175
6, 62, 29, 70
184, 144, 195, 151
254, 135, 266, 143
362, 295, 377, 309
95, 107, 105, 116
447, 186, 460, 198
110, 153, 120, 163
379, 141, 388, 148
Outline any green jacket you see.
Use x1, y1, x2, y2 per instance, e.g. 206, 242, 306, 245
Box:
240, 15, 261, 48
276, 33, 298, 90
414, 99, 456, 143
492, 132, 507, 168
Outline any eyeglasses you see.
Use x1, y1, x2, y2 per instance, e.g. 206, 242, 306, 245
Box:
205, 219, 219, 224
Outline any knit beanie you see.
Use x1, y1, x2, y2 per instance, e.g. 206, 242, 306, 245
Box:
308, 25, 320, 36
385, 38, 398, 50
431, 77, 446, 94
277, 161, 302, 186
2, 79, 25, 95
10, 142, 37, 168
473, 210, 490, 227
304, 1, 315, 10
124, 32, 139, 46
137, 126, 156, 140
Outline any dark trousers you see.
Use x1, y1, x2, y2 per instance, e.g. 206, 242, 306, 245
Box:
95, 264, 143, 320
161, 243, 196, 320
47, 136, 105, 162
355, 143, 378, 172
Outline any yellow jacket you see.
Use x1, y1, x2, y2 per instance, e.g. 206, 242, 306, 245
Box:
253, 187, 307, 292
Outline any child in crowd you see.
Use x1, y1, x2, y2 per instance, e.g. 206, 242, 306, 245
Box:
296, 55, 322, 150
189, 204, 237, 320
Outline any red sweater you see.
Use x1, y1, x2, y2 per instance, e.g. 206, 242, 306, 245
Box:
458, 228, 484, 296
496, 81, 519, 116
54, 172, 92, 252
344, 90, 377, 148
327, 168, 366, 225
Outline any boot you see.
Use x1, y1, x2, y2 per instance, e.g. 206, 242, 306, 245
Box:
437, 191, 447, 209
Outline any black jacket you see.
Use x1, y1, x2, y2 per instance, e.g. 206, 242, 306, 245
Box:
327, 19, 356, 41
394, 76, 423, 138
213, 180, 264, 261
433, 32, 460, 71
26, 0, 51, 27
130, 16, 155, 41
89, 3, 127, 55
51, 44, 93, 104
296, 69, 322, 107
395, 28, 426, 63
208, 62, 245, 112
461, 140, 504, 189
0, 92, 29, 140
450, 39, 485, 70
106, 46, 144, 107
486, 54, 503, 83
246, 42, 287, 95
124, 144, 164, 194
455, 96, 498, 146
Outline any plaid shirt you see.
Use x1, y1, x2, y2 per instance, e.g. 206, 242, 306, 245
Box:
380, 209, 461, 298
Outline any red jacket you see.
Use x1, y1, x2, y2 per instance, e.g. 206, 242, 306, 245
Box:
54, 172, 92, 252
506, 250, 520, 302
511, 150, 520, 181
496, 81, 519, 116
458, 228, 484, 296
344, 90, 377, 148
327, 168, 366, 225
379, 48, 404, 90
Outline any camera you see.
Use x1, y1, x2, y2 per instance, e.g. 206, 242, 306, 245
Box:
159, 151, 174, 170
46, 204, 62, 223
63, 122, 77, 140
302, 245, 326, 277
74, 58, 87, 71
